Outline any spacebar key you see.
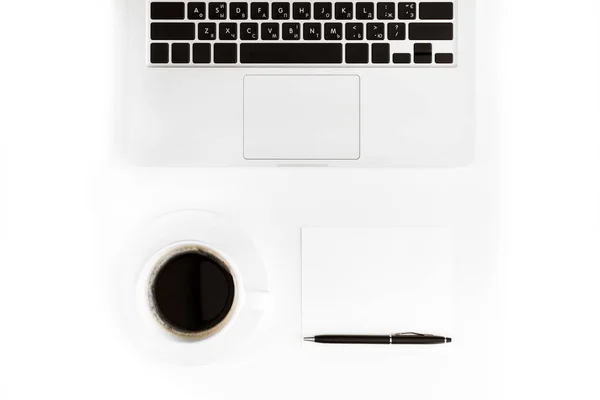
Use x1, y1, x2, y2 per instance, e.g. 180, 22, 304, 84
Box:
240, 43, 342, 64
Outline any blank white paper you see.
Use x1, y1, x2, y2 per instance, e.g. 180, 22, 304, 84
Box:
302, 227, 454, 366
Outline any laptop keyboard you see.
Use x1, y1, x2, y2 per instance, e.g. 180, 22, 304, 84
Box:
147, 1, 457, 66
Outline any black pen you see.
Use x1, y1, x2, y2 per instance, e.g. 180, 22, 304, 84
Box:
304, 332, 452, 345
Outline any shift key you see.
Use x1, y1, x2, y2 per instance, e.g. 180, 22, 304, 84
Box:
151, 23, 195, 40
408, 23, 453, 40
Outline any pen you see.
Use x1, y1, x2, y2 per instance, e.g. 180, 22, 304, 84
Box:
303, 332, 452, 345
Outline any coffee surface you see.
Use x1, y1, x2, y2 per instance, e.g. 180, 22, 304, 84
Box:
152, 251, 235, 333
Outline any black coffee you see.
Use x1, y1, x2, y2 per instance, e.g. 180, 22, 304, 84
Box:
151, 251, 235, 334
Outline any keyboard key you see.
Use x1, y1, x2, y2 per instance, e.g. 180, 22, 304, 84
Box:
435, 53, 453, 64
335, 3, 353, 19
303, 23, 322, 40
356, 3, 374, 20
261, 23, 280, 40
414, 43, 432, 64
187, 2, 206, 19
409, 23, 453, 40
251, 2, 269, 19
420, 2, 453, 20
272, 3, 290, 19
377, 2, 395, 19
150, 43, 169, 63
151, 2, 185, 20
209, 2, 227, 19
282, 23, 301, 40
367, 23, 384, 40
230, 3, 248, 19
345, 43, 368, 63
345, 23, 363, 40
371, 43, 389, 64
387, 23, 406, 40
398, 2, 416, 20
240, 43, 342, 63
214, 43, 237, 63
324, 23, 343, 40
193, 43, 211, 63
314, 2, 333, 19
198, 23, 216, 39
293, 2, 311, 19
393, 53, 411, 63
151, 23, 195, 40
240, 23, 259, 40
171, 43, 190, 63
219, 22, 237, 40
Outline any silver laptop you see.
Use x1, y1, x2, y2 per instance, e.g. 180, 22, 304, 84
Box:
115, 0, 475, 166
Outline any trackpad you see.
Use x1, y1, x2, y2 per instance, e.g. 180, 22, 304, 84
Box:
243, 75, 360, 160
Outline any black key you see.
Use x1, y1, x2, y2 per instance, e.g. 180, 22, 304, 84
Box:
409, 23, 453, 40
324, 23, 343, 40
209, 2, 227, 19
387, 23, 405, 40
435, 53, 453, 64
420, 2, 453, 20
150, 43, 169, 64
241, 23, 259, 40
377, 3, 395, 19
272, 2, 290, 19
414, 43, 432, 64
371, 43, 389, 64
171, 43, 190, 63
261, 23, 280, 40
193, 43, 211, 63
219, 23, 237, 40
240, 43, 342, 63
230, 2, 248, 19
198, 23, 216, 39
345, 23, 363, 40
314, 2, 333, 19
282, 23, 301, 40
356, 3, 374, 20
251, 2, 269, 19
293, 2, 311, 19
393, 53, 411, 63
151, 23, 195, 40
398, 2, 416, 20
187, 3, 206, 19
214, 43, 237, 63
303, 23, 322, 40
345, 43, 368, 63
151, 2, 185, 19
335, 3, 353, 19
367, 23, 384, 40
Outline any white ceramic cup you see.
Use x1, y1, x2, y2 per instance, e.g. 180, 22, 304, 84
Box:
117, 210, 269, 364
137, 240, 247, 342
146, 243, 241, 340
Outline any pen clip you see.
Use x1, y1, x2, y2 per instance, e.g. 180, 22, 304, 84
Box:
392, 332, 434, 337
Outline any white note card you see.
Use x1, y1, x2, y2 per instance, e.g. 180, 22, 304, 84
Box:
301, 227, 454, 364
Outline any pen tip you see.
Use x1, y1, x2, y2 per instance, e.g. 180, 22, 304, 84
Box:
303, 337, 315, 342
446, 338, 452, 343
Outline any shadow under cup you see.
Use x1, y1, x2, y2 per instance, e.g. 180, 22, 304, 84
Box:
148, 245, 237, 340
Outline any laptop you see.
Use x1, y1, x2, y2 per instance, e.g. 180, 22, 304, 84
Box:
115, 0, 475, 166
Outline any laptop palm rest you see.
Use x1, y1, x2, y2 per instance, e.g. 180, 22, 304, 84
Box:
243, 75, 360, 160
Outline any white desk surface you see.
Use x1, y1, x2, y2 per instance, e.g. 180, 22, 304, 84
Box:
97, 150, 499, 399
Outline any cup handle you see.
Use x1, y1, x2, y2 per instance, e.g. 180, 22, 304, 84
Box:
243, 290, 270, 311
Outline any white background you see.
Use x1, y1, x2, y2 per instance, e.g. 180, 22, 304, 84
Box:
1, 1, 600, 399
